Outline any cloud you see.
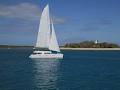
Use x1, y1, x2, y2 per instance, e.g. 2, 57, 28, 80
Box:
98, 18, 112, 26
0, 3, 65, 23
80, 18, 113, 31
52, 16, 65, 24
0, 3, 40, 20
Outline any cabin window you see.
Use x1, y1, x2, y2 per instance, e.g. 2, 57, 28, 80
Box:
33, 53, 42, 54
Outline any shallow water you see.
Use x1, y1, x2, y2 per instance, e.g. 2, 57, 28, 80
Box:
0, 49, 120, 90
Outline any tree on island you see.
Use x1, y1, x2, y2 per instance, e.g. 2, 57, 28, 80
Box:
64, 41, 120, 48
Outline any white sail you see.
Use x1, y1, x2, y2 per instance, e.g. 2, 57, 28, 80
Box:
49, 21, 60, 52
36, 4, 50, 48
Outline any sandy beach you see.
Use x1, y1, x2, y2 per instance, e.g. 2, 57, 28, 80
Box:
60, 48, 120, 50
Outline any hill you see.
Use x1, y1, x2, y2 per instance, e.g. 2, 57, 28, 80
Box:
64, 41, 120, 48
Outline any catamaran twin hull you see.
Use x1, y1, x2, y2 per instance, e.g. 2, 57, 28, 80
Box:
29, 54, 63, 59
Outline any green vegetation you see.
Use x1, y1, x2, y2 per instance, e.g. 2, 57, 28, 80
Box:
64, 41, 120, 48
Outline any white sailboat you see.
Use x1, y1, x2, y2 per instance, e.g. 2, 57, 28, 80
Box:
29, 4, 63, 59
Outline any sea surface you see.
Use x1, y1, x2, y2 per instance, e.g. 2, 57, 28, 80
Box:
0, 48, 120, 90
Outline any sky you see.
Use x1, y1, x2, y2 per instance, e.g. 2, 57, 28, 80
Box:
0, 0, 120, 45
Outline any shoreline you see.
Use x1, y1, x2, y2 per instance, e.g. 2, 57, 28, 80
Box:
60, 48, 120, 50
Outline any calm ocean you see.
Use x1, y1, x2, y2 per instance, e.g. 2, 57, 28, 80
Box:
0, 48, 120, 90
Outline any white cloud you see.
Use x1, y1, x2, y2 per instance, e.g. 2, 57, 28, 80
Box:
0, 3, 40, 20
52, 16, 65, 24
0, 3, 65, 23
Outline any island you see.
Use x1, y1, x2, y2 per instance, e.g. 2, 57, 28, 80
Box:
64, 41, 120, 48
60, 41, 120, 50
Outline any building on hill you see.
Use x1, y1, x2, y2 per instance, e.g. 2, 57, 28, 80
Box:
95, 40, 99, 44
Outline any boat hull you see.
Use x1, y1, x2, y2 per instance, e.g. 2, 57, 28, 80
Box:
29, 53, 63, 59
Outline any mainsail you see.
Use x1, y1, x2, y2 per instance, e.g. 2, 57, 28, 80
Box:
49, 20, 60, 52
36, 4, 50, 48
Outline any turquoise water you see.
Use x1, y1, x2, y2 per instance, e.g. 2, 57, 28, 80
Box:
0, 49, 120, 90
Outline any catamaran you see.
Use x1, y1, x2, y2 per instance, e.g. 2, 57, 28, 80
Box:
29, 4, 63, 59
